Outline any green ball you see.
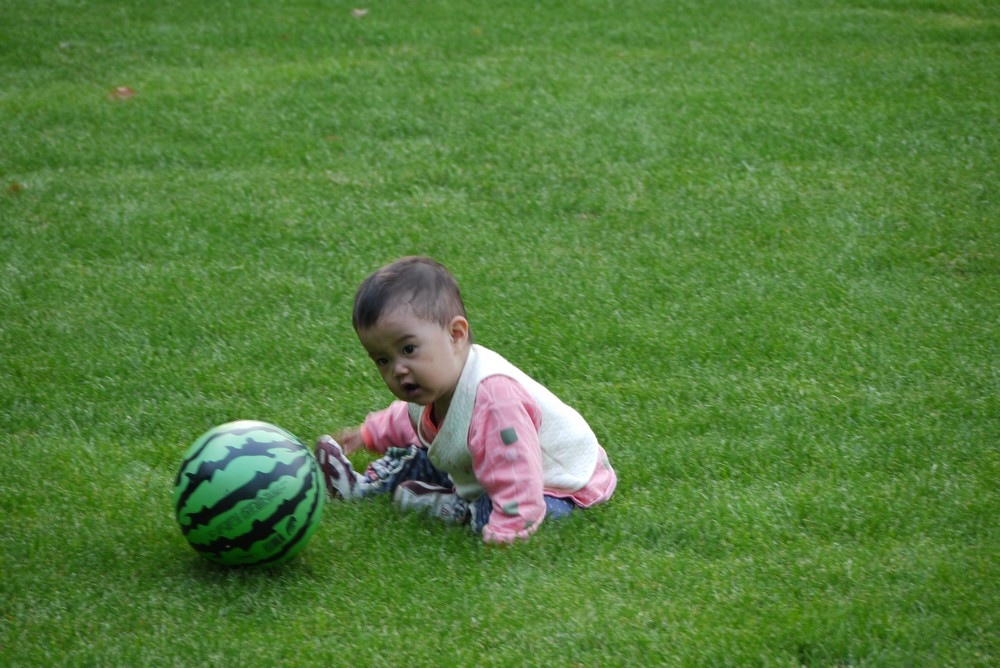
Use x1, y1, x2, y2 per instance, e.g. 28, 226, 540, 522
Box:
173, 420, 325, 567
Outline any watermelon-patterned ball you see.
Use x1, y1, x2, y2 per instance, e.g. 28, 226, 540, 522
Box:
173, 420, 325, 566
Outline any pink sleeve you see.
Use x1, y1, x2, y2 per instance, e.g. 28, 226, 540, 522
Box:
467, 377, 547, 544
361, 401, 417, 454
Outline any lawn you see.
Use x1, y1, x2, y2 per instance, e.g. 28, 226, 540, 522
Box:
1, 0, 998, 665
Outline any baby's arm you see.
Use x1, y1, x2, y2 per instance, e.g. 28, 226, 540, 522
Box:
355, 400, 418, 454
468, 377, 547, 544
332, 426, 367, 454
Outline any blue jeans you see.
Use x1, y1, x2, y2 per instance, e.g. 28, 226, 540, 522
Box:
470, 494, 576, 534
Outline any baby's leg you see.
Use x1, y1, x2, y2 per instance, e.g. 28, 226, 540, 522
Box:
361, 444, 452, 496
315, 435, 450, 501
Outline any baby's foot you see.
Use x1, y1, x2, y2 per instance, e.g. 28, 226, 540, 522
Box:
315, 435, 363, 500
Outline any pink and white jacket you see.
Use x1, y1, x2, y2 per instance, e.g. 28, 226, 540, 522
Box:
360, 344, 616, 544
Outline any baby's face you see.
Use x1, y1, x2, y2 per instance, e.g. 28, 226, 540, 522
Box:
357, 306, 469, 417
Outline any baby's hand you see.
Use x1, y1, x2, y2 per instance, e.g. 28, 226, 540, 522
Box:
333, 426, 366, 454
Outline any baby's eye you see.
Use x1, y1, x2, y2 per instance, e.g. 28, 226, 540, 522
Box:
373, 357, 389, 367
402, 344, 417, 355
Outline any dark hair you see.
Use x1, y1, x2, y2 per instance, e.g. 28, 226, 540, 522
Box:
352, 256, 469, 331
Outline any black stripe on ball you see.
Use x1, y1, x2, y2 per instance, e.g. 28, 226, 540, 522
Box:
180, 449, 309, 534
175, 437, 302, 522
256, 465, 323, 566
174, 423, 292, 488
191, 463, 322, 564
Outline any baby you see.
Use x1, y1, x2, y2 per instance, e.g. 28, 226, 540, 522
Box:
316, 256, 616, 544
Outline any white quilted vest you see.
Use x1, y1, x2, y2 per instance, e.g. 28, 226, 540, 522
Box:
408, 344, 599, 500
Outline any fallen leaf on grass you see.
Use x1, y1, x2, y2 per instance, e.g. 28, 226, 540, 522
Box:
7, 183, 24, 194
109, 86, 136, 100
352, 8, 368, 18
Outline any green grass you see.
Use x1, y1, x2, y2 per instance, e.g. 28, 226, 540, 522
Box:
2, 0, 998, 664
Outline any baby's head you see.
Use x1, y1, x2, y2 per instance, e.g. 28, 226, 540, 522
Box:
353, 256, 469, 334
353, 257, 472, 411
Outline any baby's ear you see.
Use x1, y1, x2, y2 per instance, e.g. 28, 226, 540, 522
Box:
449, 316, 470, 345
